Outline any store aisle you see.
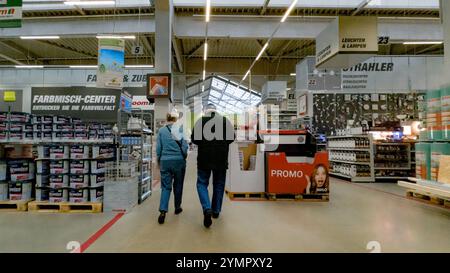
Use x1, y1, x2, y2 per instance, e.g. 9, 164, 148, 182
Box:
87, 152, 450, 253
0, 152, 449, 253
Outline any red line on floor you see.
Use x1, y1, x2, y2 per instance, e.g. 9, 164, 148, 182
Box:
333, 179, 450, 211
78, 212, 125, 253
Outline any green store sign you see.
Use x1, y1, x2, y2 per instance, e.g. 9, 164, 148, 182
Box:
0, 0, 22, 28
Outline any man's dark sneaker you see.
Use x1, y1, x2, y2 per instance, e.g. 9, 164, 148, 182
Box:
203, 210, 212, 228
212, 212, 220, 219
158, 212, 166, 224
175, 207, 183, 215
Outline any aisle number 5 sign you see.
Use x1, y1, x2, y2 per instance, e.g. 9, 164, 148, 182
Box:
133, 45, 144, 55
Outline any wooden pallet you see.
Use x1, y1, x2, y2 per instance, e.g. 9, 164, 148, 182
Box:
266, 193, 329, 202
0, 199, 33, 212
406, 191, 450, 208
28, 201, 102, 213
226, 191, 266, 200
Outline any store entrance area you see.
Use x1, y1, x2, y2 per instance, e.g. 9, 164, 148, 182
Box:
0, 152, 449, 253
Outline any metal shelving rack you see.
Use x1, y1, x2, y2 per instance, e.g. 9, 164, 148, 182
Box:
117, 109, 153, 204
373, 141, 412, 181
327, 134, 375, 183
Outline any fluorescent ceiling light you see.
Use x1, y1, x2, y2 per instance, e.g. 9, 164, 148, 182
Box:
290, 73, 296, 76
20, 36, 60, 40
203, 42, 208, 61
64, 1, 115, 6
15, 65, 44, 69
205, 0, 211, 22
69, 65, 97, 68
125, 65, 154, 68
255, 42, 269, 61
203, 70, 206, 81
281, 0, 298, 23
403, 41, 443, 45
96, 35, 135, 40
243, 70, 250, 81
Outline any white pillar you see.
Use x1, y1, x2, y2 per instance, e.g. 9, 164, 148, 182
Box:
154, 0, 173, 131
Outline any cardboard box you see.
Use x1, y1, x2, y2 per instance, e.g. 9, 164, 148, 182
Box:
49, 160, 69, 174
49, 188, 68, 203
9, 181, 32, 201
90, 173, 105, 187
49, 145, 69, 159
70, 160, 90, 174
90, 187, 103, 202
69, 188, 89, 203
69, 174, 89, 188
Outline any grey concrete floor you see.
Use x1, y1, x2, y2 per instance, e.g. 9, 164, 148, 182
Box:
0, 153, 449, 253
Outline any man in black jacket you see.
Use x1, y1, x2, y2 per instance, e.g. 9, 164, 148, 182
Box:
191, 104, 235, 228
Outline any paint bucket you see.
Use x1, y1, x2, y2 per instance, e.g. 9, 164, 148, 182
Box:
36, 160, 50, 174
49, 174, 69, 188
0, 160, 6, 181
91, 160, 107, 174
37, 146, 50, 159
69, 188, 89, 203
49, 188, 68, 203
90, 173, 105, 187
36, 188, 50, 202
90, 187, 104, 202
427, 89, 443, 140
49, 145, 69, 160
0, 182, 8, 201
69, 174, 89, 189
36, 174, 50, 187
70, 160, 90, 174
49, 160, 69, 175
9, 181, 32, 201
70, 145, 90, 159
8, 160, 35, 182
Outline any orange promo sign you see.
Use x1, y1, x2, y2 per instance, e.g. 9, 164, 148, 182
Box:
147, 73, 171, 98
266, 152, 329, 195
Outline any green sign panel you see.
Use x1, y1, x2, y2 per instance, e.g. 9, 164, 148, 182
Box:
0, 0, 22, 28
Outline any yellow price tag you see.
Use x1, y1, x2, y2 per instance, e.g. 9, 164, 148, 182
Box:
3, 91, 16, 102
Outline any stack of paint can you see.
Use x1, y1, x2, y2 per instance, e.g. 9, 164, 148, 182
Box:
441, 86, 450, 140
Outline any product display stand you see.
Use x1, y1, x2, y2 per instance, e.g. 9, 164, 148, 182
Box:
327, 134, 375, 182
117, 109, 153, 204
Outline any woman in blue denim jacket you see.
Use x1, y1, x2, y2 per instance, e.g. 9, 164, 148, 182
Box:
156, 111, 189, 224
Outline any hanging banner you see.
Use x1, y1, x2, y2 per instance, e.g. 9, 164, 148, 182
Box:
316, 16, 378, 69
31, 87, 120, 122
97, 38, 125, 89
0, 0, 22, 28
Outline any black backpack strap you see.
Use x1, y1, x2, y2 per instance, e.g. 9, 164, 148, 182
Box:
166, 125, 187, 159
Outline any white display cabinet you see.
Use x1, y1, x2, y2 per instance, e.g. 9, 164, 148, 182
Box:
226, 142, 265, 193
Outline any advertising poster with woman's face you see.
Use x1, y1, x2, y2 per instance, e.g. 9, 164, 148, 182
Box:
149, 75, 170, 97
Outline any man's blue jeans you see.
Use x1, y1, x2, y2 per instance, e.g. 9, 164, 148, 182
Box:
196, 168, 227, 214
159, 160, 186, 213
